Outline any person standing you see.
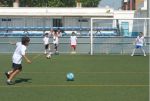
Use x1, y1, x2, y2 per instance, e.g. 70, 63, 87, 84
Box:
131, 32, 146, 56
70, 32, 77, 54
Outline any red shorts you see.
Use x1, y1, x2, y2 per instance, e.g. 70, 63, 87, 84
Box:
71, 45, 76, 48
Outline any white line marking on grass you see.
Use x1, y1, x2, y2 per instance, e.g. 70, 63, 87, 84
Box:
0, 84, 149, 88
21, 72, 149, 74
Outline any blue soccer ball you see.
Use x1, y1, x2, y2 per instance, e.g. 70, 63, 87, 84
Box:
66, 73, 74, 81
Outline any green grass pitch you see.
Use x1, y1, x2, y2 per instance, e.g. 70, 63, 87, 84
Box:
0, 54, 149, 101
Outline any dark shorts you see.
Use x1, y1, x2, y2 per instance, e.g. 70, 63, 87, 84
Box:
136, 45, 142, 49
54, 44, 58, 48
45, 44, 49, 49
12, 63, 22, 71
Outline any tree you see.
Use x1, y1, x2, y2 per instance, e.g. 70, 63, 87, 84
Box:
80, 0, 100, 7
0, 0, 101, 7
0, 0, 13, 7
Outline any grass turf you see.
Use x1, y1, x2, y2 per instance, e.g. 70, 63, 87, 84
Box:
0, 54, 149, 101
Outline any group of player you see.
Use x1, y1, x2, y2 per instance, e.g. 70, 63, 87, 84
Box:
4, 31, 146, 85
43, 29, 78, 58
43, 29, 59, 59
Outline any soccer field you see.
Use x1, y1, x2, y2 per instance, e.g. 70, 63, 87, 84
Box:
0, 54, 149, 101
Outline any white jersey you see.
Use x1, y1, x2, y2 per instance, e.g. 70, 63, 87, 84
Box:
12, 42, 26, 64
53, 36, 59, 44
70, 36, 77, 45
43, 37, 49, 45
136, 36, 145, 46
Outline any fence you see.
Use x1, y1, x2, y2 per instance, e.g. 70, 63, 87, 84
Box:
0, 37, 149, 54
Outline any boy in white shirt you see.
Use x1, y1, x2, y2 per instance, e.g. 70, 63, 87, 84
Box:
70, 32, 77, 53
43, 33, 51, 58
43, 33, 50, 54
131, 32, 146, 56
53, 30, 59, 54
5, 37, 31, 85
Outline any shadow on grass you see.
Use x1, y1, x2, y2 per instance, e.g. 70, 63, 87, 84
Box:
15, 78, 32, 84
133, 54, 145, 56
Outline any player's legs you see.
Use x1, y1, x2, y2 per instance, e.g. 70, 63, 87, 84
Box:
44, 45, 47, 54
140, 47, 146, 56
131, 45, 141, 56
7, 69, 20, 82
8, 70, 14, 75
49, 44, 52, 54
5, 69, 16, 78
55, 44, 57, 51
71, 45, 74, 53
131, 45, 146, 56
47, 48, 52, 58
73, 45, 76, 51
44, 44, 49, 54
71, 45, 76, 54
46, 44, 51, 58
6, 63, 22, 85
44, 50, 47, 54
54, 44, 59, 54
131, 48, 136, 56
48, 44, 51, 51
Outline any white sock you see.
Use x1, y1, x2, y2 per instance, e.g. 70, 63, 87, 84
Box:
8, 71, 12, 75
7, 79, 11, 82
44, 50, 47, 54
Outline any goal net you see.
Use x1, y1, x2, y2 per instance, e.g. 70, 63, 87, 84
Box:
90, 18, 150, 55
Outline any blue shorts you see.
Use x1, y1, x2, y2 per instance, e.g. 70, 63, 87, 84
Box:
12, 63, 22, 71
136, 45, 142, 49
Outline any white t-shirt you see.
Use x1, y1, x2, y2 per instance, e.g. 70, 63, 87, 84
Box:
70, 36, 77, 45
53, 36, 59, 44
136, 36, 145, 46
43, 37, 49, 45
12, 42, 26, 64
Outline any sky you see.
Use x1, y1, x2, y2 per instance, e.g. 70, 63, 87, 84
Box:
98, 0, 122, 10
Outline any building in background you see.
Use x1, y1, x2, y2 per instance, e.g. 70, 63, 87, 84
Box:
135, 0, 147, 17
0, 7, 135, 37
0, 0, 148, 37
121, 0, 147, 10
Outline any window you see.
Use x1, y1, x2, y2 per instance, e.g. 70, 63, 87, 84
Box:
2, 18, 11, 21
78, 19, 88, 22
121, 22, 129, 36
53, 18, 62, 27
